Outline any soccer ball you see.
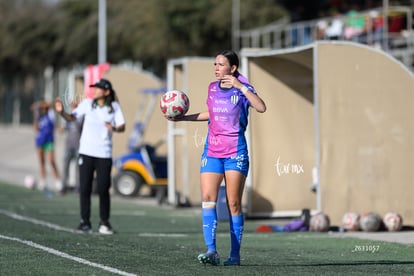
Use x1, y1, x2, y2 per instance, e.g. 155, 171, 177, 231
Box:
310, 212, 330, 232
24, 175, 36, 190
160, 90, 190, 118
342, 212, 361, 231
360, 212, 381, 232
383, 212, 403, 232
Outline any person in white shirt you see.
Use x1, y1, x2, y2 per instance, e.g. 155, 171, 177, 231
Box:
55, 79, 126, 234
326, 12, 344, 40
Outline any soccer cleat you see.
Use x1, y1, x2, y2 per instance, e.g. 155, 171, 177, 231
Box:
77, 221, 92, 233
55, 180, 63, 192
197, 252, 220, 266
223, 257, 240, 266
37, 179, 46, 191
98, 221, 114, 235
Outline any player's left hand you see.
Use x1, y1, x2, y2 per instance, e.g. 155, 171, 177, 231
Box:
221, 75, 242, 89
105, 122, 113, 131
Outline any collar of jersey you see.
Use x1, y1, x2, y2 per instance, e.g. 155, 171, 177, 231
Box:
218, 82, 233, 91
93, 99, 110, 108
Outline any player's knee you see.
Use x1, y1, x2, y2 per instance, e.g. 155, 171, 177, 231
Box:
201, 195, 217, 203
227, 199, 242, 214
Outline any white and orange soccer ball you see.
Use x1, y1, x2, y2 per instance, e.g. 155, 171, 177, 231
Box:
310, 212, 330, 232
342, 212, 361, 231
383, 212, 403, 232
24, 175, 36, 190
360, 212, 381, 232
160, 90, 190, 118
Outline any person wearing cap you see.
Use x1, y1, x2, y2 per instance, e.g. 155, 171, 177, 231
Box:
54, 78, 126, 234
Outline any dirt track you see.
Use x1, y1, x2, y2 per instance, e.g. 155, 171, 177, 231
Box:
0, 125, 65, 187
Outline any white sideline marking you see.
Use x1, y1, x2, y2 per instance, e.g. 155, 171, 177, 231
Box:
0, 210, 190, 238
0, 209, 80, 234
0, 234, 137, 276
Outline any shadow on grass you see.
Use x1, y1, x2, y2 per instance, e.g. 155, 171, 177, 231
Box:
295, 260, 414, 267
241, 260, 414, 267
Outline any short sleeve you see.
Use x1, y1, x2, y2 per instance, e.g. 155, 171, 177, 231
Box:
112, 101, 126, 127
72, 99, 91, 119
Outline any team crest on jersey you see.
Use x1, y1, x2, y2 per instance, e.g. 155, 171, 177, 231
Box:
231, 93, 239, 105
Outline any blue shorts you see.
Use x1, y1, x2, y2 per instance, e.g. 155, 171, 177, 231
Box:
200, 152, 249, 177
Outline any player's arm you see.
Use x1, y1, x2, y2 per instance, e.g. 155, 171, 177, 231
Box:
105, 123, 125, 133
32, 109, 39, 131
167, 111, 209, 122
54, 98, 76, 122
31, 101, 42, 131
107, 103, 126, 133
112, 124, 125, 133
222, 75, 267, 113
242, 88, 266, 113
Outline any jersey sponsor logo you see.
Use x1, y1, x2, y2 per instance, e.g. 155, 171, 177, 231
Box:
214, 115, 228, 122
212, 107, 229, 113
214, 99, 228, 104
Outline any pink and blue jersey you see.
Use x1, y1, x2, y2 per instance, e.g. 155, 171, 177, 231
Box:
203, 81, 255, 158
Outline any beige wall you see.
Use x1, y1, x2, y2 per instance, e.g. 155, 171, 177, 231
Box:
317, 43, 414, 225
246, 51, 316, 215
103, 67, 165, 158
169, 42, 414, 226
170, 58, 214, 205
243, 42, 414, 225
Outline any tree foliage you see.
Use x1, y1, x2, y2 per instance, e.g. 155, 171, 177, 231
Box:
0, 0, 287, 77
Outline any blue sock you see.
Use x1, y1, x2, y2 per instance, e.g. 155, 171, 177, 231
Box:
202, 208, 217, 253
229, 214, 244, 259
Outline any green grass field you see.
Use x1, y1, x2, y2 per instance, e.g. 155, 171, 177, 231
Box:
1, 182, 414, 276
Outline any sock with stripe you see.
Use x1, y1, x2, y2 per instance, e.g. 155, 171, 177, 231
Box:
202, 206, 217, 253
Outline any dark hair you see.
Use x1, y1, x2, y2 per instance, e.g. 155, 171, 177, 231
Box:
218, 50, 240, 76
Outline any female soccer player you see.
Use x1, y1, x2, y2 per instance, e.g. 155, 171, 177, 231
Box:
55, 79, 125, 234
31, 100, 61, 196
167, 50, 266, 265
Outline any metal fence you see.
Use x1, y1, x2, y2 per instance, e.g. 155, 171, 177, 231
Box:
237, 6, 414, 68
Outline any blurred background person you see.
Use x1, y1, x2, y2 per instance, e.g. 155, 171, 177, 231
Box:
325, 10, 344, 40
60, 101, 82, 195
30, 100, 62, 197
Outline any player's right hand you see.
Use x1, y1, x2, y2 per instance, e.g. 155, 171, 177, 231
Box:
164, 114, 185, 121
54, 98, 63, 114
